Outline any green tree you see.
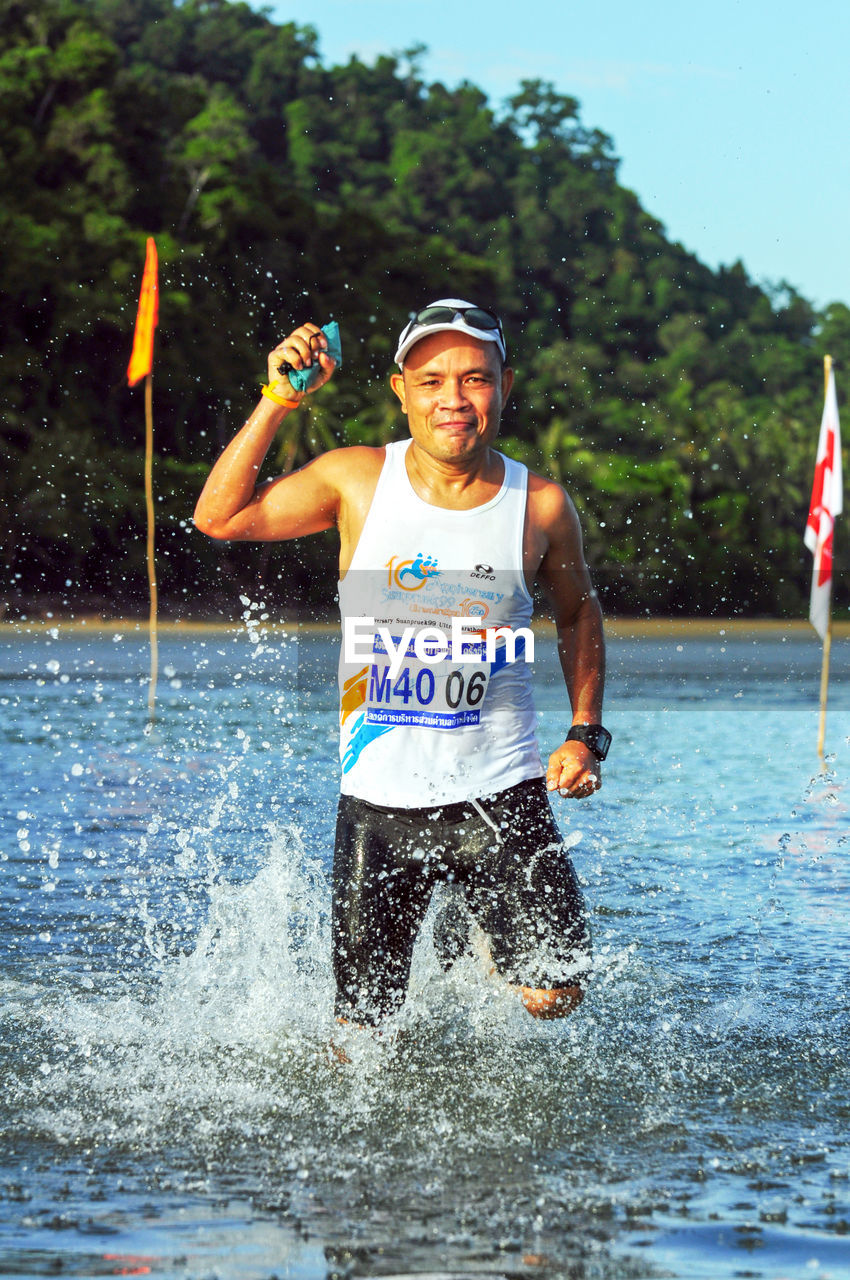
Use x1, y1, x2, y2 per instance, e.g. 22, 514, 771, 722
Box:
2, 0, 846, 620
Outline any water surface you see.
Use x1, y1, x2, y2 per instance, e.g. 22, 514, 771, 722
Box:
1, 620, 848, 1280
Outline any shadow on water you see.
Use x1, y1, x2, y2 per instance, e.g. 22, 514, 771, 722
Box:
1, 627, 849, 1279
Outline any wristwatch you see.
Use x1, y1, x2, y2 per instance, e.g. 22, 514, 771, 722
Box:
566, 723, 612, 761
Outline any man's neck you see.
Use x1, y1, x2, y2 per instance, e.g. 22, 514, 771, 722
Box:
404, 441, 505, 510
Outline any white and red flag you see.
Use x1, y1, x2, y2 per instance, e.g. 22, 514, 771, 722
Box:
804, 365, 843, 640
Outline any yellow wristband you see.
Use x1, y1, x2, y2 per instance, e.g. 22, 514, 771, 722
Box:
261, 384, 301, 409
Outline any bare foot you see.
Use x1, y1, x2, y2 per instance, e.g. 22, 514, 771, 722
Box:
519, 985, 583, 1018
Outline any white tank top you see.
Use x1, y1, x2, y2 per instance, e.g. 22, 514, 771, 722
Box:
337, 440, 543, 807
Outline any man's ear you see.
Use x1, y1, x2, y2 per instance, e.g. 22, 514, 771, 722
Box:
390, 371, 407, 413
501, 365, 514, 405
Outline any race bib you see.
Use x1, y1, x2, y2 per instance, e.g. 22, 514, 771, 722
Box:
364, 632, 490, 729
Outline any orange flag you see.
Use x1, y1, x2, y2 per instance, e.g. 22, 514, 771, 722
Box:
127, 237, 159, 386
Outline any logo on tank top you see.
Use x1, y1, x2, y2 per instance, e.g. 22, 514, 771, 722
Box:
458, 597, 490, 619
470, 563, 496, 580
386, 553, 440, 591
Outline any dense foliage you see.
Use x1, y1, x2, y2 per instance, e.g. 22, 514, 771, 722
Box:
2, 0, 847, 620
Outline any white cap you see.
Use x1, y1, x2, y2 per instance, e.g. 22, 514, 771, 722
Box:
394, 298, 506, 367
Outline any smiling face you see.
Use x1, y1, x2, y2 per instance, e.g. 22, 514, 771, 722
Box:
390, 331, 514, 466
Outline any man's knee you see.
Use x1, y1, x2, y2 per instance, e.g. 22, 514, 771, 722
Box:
519, 984, 584, 1019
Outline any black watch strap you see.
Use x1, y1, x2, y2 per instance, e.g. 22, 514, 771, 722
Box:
566, 723, 612, 761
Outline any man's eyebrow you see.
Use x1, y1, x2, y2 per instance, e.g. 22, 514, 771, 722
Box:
412, 365, 496, 378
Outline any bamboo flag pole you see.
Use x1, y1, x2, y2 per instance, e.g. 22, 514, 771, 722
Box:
144, 370, 158, 722
816, 617, 831, 762
805, 353, 842, 762
127, 238, 160, 723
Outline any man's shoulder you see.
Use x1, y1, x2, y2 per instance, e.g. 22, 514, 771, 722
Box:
313, 445, 385, 491
523, 466, 574, 521
320, 444, 385, 469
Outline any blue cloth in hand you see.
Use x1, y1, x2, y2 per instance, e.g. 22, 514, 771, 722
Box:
285, 321, 342, 393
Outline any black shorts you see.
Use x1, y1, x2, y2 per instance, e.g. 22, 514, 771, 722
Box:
332, 777, 591, 1025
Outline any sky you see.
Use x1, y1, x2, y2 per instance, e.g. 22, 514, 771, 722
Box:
262, 0, 850, 311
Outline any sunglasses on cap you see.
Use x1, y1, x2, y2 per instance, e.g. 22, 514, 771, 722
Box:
400, 305, 505, 343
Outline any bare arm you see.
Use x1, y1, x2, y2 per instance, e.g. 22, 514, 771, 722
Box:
531, 481, 606, 799
193, 323, 338, 541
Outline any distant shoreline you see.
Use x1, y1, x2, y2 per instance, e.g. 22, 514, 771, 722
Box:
3, 617, 848, 640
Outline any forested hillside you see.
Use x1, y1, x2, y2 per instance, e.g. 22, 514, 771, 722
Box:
2, 0, 847, 620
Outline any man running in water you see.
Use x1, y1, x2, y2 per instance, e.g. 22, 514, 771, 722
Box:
195, 300, 610, 1026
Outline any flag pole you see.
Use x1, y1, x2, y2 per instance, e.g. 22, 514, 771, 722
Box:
816, 618, 831, 763
815, 354, 834, 763
127, 237, 160, 726
144, 369, 158, 723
